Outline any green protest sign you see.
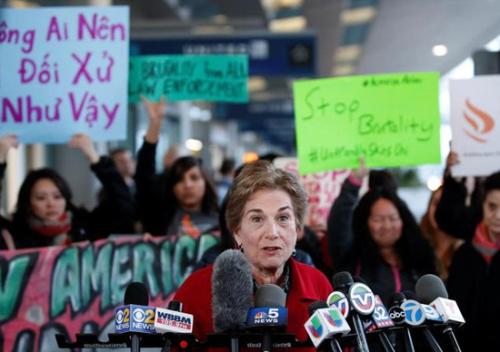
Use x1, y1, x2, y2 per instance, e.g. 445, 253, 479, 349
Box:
293, 72, 441, 174
129, 54, 248, 103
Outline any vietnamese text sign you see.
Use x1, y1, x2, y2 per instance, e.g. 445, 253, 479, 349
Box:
449, 76, 500, 176
0, 234, 218, 352
0, 6, 129, 143
293, 72, 441, 174
129, 54, 248, 103
273, 157, 349, 228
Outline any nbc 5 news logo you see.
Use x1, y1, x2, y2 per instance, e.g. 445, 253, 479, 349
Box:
401, 300, 425, 326
348, 283, 376, 315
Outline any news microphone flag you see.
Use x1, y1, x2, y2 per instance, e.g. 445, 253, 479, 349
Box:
304, 307, 351, 347
246, 307, 287, 328
115, 305, 156, 334
154, 307, 194, 334
421, 304, 443, 323
430, 297, 465, 325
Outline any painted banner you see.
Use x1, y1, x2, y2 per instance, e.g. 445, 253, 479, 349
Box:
0, 234, 218, 351
293, 72, 441, 174
449, 76, 500, 176
273, 157, 349, 229
128, 54, 248, 103
0, 6, 129, 143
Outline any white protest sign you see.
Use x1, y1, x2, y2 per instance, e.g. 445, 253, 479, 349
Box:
450, 76, 500, 176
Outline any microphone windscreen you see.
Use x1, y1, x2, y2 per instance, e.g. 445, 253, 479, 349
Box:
124, 282, 149, 305
168, 300, 183, 312
415, 274, 448, 304
332, 271, 354, 292
255, 284, 286, 308
212, 249, 253, 332
308, 301, 328, 316
388, 292, 406, 306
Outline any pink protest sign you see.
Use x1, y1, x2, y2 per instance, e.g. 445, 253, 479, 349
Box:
0, 6, 129, 143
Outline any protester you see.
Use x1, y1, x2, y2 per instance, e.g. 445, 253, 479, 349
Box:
0, 134, 135, 248
135, 97, 219, 236
420, 186, 463, 280
328, 158, 436, 303
174, 160, 332, 343
435, 152, 500, 350
216, 158, 235, 203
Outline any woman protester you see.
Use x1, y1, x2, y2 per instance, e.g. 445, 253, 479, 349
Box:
435, 152, 500, 351
0, 134, 135, 248
135, 97, 218, 237
173, 160, 333, 343
327, 158, 436, 303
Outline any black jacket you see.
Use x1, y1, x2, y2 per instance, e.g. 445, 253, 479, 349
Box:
435, 175, 499, 351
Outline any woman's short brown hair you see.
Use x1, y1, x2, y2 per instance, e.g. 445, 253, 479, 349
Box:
225, 160, 308, 233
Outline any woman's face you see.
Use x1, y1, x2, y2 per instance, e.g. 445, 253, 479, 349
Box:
368, 198, 403, 249
173, 166, 206, 211
235, 189, 298, 275
483, 190, 500, 240
30, 178, 66, 222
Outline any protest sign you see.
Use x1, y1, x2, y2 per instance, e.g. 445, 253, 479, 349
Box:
274, 157, 349, 228
129, 54, 248, 103
449, 75, 500, 176
0, 234, 218, 351
0, 6, 129, 143
293, 72, 441, 174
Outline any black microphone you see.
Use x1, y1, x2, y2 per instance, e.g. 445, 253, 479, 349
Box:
388, 292, 416, 352
212, 249, 254, 352
250, 284, 288, 352
415, 274, 464, 352
332, 272, 373, 352
124, 282, 150, 352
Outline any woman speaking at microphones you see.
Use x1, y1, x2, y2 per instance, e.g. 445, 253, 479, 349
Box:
173, 160, 333, 349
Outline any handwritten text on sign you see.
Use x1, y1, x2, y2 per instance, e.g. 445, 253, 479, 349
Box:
0, 6, 129, 143
129, 54, 248, 103
293, 72, 441, 174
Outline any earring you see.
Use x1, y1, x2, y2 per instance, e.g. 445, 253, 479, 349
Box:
237, 243, 244, 253
292, 248, 297, 257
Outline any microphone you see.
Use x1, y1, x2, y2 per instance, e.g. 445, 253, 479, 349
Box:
388, 292, 415, 352
332, 272, 375, 352
304, 301, 350, 352
212, 249, 254, 352
115, 282, 156, 352
155, 301, 194, 352
246, 284, 288, 352
416, 274, 464, 352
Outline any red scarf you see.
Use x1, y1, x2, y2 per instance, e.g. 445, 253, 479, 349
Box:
472, 222, 500, 263
28, 211, 72, 237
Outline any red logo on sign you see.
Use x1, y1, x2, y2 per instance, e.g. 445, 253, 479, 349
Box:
463, 99, 495, 143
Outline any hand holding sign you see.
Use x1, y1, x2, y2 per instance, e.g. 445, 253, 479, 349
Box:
350, 156, 369, 183
0, 135, 20, 163
68, 133, 99, 164
141, 96, 167, 144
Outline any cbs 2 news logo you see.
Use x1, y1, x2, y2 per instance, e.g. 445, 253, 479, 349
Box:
116, 306, 155, 325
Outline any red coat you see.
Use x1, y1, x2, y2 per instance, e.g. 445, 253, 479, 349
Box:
173, 259, 333, 345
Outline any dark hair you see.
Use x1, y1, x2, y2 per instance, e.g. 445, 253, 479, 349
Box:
220, 158, 235, 176
369, 169, 398, 193
484, 170, 500, 196
352, 188, 436, 276
163, 156, 219, 228
109, 147, 130, 158
13, 168, 74, 222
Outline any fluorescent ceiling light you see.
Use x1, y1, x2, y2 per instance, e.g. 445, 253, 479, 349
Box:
269, 16, 306, 31
185, 139, 203, 152
432, 44, 448, 56
335, 45, 362, 62
341, 6, 376, 25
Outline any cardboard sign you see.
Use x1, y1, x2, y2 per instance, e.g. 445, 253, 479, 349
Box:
293, 72, 441, 174
0, 6, 129, 143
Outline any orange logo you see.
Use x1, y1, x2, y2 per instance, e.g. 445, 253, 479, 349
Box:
463, 99, 495, 143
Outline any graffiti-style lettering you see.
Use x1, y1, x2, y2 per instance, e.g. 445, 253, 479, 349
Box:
173, 236, 196, 287
110, 244, 132, 307
80, 242, 112, 313
50, 247, 81, 318
0, 253, 38, 322
132, 243, 160, 298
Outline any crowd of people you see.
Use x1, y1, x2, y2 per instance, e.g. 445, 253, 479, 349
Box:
1, 98, 499, 350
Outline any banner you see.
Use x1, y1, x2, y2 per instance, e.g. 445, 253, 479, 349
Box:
293, 72, 441, 174
0, 234, 218, 351
0, 6, 129, 143
273, 157, 349, 229
449, 76, 500, 176
129, 54, 248, 103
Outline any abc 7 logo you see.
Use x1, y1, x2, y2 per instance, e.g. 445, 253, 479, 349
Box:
116, 308, 127, 324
